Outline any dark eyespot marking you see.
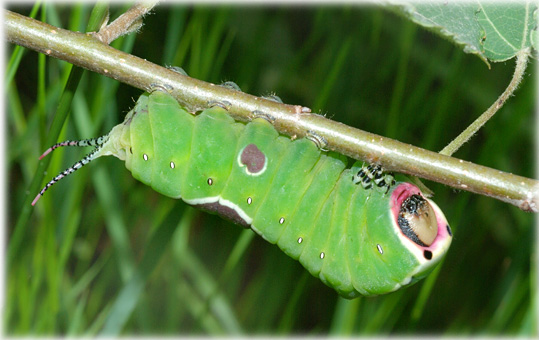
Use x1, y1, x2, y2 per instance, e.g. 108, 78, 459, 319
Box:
446, 224, 452, 237
193, 202, 250, 228
423, 250, 433, 260
207, 178, 213, 186
240, 144, 266, 174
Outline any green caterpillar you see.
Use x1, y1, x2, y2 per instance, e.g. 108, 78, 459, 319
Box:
33, 90, 452, 298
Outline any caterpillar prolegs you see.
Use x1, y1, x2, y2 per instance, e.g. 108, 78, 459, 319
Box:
34, 91, 452, 297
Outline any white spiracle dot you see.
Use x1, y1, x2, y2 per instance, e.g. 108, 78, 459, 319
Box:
170, 161, 175, 169
297, 237, 303, 244
320, 252, 325, 259
279, 217, 285, 224
377, 244, 383, 254
247, 197, 252, 205
143, 154, 148, 161
207, 178, 213, 186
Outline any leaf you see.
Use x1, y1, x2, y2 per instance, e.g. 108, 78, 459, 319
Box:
389, 2, 488, 64
532, 6, 539, 50
390, 1, 538, 65
476, 1, 537, 61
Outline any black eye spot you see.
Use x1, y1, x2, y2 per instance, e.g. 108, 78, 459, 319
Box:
423, 250, 433, 260
446, 224, 452, 237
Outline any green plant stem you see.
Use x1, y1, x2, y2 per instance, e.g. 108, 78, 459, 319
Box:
5, 10, 538, 212
440, 47, 531, 156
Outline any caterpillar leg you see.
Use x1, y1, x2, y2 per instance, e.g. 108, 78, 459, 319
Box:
352, 164, 395, 194
261, 94, 283, 103
32, 135, 109, 206
167, 66, 188, 76
219, 81, 242, 91
305, 130, 329, 151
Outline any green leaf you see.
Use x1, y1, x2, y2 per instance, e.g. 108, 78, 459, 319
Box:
476, 1, 537, 61
532, 6, 539, 50
391, 1, 538, 65
391, 2, 488, 64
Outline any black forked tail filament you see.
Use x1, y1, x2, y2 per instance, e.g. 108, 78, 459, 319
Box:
32, 136, 108, 206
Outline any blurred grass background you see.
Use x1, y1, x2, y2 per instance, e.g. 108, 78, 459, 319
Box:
6, 3, 536, 336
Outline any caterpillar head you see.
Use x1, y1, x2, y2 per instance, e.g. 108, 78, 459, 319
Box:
390, 182, 452, 270
398, 194, 438, 247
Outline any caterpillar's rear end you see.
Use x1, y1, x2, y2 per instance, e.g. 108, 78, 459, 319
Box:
34, 90, 452, 297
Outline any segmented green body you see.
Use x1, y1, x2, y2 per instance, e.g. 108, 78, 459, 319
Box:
36, 91, 452, 297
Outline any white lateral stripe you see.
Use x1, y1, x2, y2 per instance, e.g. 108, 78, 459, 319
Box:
218, 197, 253, 225
183, 195, 253, 225
183, 196, 220, 206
